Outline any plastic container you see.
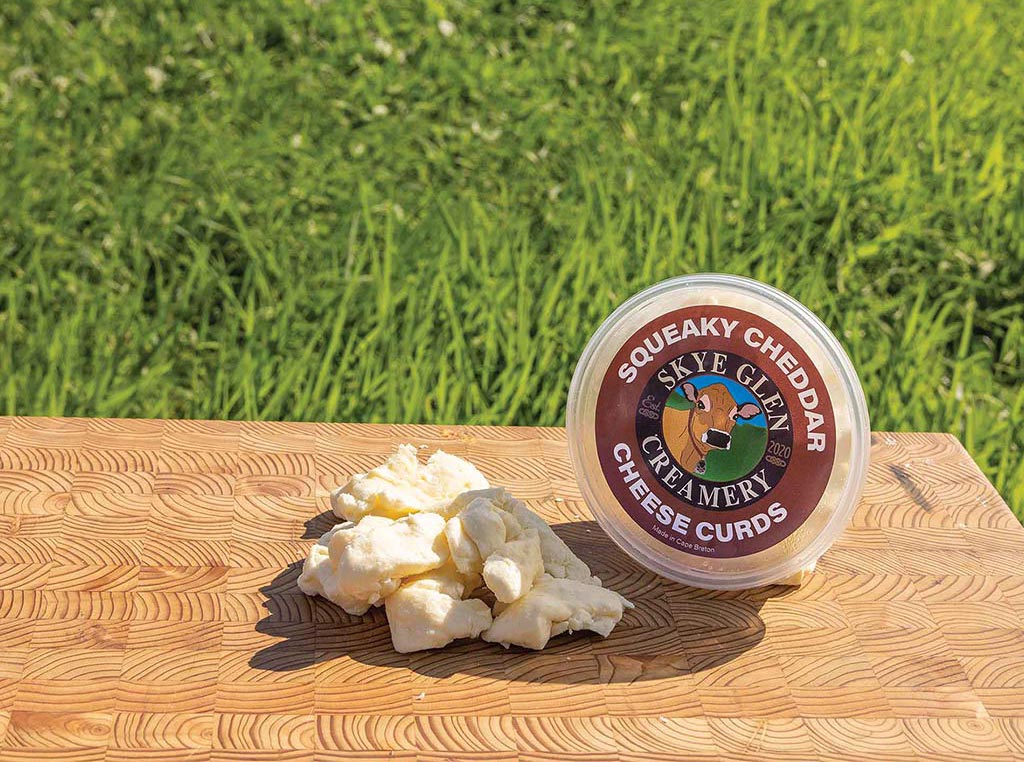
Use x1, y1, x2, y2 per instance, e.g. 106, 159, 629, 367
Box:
566, 274, 870, 589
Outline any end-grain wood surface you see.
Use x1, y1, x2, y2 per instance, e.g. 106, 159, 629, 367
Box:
0, 417, 1022, 761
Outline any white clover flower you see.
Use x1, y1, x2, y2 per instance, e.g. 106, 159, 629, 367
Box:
438, 19, 456, 37
11, 66, 39, 85
145, 66, 167, 92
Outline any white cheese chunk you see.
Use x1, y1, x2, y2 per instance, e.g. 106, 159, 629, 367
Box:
385, 564, 493, 653
449, 488, 600, 585
456, 496, 516, 560
443, 510, 481, 577
482, 527, 545, 604
444, 495, 544, 603
297, 512, 448, 615
330, 444, 489, 522
300, 448, 633, 653
482, 575, 634, 650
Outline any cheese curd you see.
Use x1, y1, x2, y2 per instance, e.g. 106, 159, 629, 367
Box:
384, 564, 493, 653
449, 488, 600, 584
299, 447, 634, 652
482, 528, 544, 604
297, 513, 448, 615
483, 575, 634, 650
331, 443, 489, 522
443, 493, 545, 603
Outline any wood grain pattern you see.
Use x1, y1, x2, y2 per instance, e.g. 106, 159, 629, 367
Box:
0, 418, 1022, 759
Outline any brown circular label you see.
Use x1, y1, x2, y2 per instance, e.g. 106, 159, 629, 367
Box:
595, 305, 836, 558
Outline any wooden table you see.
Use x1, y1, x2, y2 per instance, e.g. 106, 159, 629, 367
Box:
0, 417, 1022, 760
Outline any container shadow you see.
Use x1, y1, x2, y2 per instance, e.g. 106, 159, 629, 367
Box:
250, 515, 780, 684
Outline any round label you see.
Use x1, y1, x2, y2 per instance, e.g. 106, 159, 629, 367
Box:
595, 305, 836, 558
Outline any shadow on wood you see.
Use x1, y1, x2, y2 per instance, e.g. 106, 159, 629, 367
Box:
250, 516, 772, 682
303, 508, 338, 539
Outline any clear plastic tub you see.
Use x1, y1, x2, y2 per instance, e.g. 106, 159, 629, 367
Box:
566, 274, 870, 589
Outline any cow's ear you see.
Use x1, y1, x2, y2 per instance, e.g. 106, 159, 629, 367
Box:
682, 382, 698, 403
735, 402, 760, 420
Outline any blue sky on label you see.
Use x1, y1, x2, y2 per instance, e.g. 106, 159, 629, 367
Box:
672, 374, 767, 428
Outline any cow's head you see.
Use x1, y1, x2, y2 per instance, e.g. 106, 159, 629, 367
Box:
682, 382, 760, 451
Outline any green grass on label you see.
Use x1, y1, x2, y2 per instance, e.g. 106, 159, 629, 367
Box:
704, 424, 770, 484
1, 1, 1022, 517
665, 396, 692, 413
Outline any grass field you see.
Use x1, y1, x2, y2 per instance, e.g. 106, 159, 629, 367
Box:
1, 1, 1022, 516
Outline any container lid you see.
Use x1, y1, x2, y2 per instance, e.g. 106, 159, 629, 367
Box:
566, 274, 870, 589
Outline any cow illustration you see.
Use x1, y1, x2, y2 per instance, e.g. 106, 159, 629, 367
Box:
661, 382, 761, 476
